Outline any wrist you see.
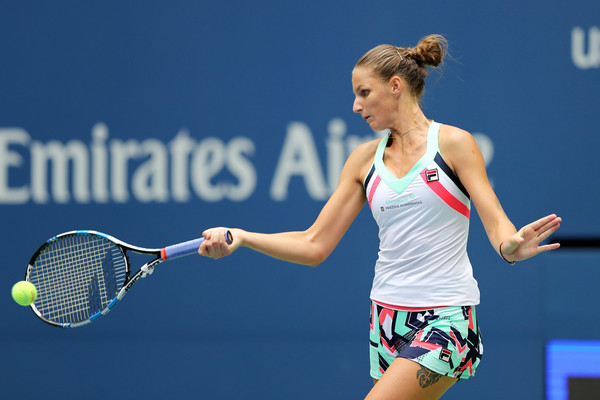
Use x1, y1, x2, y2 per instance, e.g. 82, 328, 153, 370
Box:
499, 242, 516, 265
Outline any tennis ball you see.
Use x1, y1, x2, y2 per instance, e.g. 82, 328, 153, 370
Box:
11, 281, 37, 306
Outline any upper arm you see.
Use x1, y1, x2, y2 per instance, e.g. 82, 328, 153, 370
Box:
439, 126, 515, 245
304, 140, 375, 260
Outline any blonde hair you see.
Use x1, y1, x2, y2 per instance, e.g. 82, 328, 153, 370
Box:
355, 34, 448, 99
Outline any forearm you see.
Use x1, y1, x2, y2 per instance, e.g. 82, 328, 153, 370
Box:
238, 229, 328, 267
475, 193, 518, 256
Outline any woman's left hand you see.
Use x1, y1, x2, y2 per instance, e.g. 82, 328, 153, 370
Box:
500, 214, 562, 263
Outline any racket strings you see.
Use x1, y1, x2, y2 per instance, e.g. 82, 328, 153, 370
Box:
29, 234, 127, 324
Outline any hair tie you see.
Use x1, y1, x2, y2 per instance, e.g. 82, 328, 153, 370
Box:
499, 242, 516, 265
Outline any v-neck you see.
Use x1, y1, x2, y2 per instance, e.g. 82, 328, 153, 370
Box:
374, 121, 441, 194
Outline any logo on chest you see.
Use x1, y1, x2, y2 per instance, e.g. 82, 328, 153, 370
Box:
424, 168, 439, 182
379, 192, 422, 211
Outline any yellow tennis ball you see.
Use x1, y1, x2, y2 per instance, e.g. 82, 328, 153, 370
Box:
11, 281, 37, 306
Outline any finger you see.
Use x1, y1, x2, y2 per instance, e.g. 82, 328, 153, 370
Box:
197, 240, 208, 256
537, 242, 561, 254
519, 225, 535, 240
536, 221, 561, 243
200, 231, 222, 256
529, 214, 560, 231
207, 230, 232, 257
535, 216, 562, 233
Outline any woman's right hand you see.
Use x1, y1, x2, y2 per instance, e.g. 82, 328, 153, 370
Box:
198, 227, 241, 259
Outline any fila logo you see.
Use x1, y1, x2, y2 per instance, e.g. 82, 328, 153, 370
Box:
425, 169, 439, 182
439, 348, 452, 363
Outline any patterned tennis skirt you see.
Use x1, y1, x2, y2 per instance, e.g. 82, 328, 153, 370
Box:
369, 301, 483, 380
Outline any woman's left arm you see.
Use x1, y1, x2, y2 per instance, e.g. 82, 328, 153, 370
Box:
440, 126, 561, 263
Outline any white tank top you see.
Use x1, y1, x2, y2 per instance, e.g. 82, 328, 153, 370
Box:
363, 122, 480, 307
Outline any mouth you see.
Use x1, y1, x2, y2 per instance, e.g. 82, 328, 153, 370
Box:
363, 115, 371, 121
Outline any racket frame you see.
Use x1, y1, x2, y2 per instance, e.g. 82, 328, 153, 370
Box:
24, 229, 219, 328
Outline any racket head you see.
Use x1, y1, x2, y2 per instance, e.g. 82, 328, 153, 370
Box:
25, 231, 131, 328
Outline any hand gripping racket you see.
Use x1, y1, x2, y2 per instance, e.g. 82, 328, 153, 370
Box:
24, 229, 232, 328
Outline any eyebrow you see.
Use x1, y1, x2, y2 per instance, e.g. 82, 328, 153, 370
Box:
353, 85, 368, 95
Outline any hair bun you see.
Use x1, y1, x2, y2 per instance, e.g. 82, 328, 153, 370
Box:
408, 34, 448, 67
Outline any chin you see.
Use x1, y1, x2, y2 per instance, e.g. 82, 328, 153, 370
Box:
368, 121, 384, 132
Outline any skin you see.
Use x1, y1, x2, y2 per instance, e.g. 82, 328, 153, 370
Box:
198, 65, 562, 400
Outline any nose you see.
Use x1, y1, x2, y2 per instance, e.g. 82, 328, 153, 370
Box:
353, 97, 362, 114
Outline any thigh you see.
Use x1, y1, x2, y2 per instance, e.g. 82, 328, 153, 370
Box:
366, 358, 457, 400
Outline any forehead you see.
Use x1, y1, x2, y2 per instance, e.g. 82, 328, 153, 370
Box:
351, 67, 380, 88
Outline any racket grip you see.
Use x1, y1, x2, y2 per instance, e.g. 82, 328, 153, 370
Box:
161, 230, 233, 260
162, 238, 205, 260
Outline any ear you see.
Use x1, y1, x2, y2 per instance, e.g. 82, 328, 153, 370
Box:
390, 76, 403, 97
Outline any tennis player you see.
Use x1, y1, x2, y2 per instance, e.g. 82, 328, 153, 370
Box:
199, 34, 562, 400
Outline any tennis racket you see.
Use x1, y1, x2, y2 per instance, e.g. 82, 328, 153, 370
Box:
24, 229, 232, 328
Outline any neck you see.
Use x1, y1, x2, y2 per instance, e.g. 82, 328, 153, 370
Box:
389, 113, 429, 141
389, 101, 427, 136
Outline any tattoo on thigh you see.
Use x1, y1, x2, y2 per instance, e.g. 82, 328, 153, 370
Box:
416, 366, 442, 389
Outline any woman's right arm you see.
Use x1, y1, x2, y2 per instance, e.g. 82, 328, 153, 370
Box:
198, 140, 378, 266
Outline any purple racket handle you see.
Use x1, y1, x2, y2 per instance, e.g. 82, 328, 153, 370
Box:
161, 230, 233, 260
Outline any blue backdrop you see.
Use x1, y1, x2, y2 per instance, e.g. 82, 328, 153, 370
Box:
2, 1, 599, 399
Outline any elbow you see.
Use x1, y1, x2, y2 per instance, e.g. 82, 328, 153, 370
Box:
305, 249, 328, 267
301, 230, 333, 267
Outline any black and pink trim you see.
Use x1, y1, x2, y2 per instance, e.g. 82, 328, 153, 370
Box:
420, 153, 470, 219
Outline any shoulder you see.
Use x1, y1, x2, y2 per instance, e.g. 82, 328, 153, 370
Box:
344, 137, 381, 183
437, 123, 481, 172
351, 137, 380, 161
438, 123, 475, 148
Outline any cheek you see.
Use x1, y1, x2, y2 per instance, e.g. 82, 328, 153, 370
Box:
376, 98, 397, 120
366, 98, 382, 114
369, 94, 392, 112
369, 100, 388, 118
370, 102, 396, 128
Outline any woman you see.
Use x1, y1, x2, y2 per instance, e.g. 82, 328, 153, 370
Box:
199, 34, 562, 400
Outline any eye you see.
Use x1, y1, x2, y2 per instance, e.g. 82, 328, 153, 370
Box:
360, 89, 370, 97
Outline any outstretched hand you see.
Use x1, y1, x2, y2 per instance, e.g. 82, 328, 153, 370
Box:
198, 227, 240, 259
500, 214, 562, 263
